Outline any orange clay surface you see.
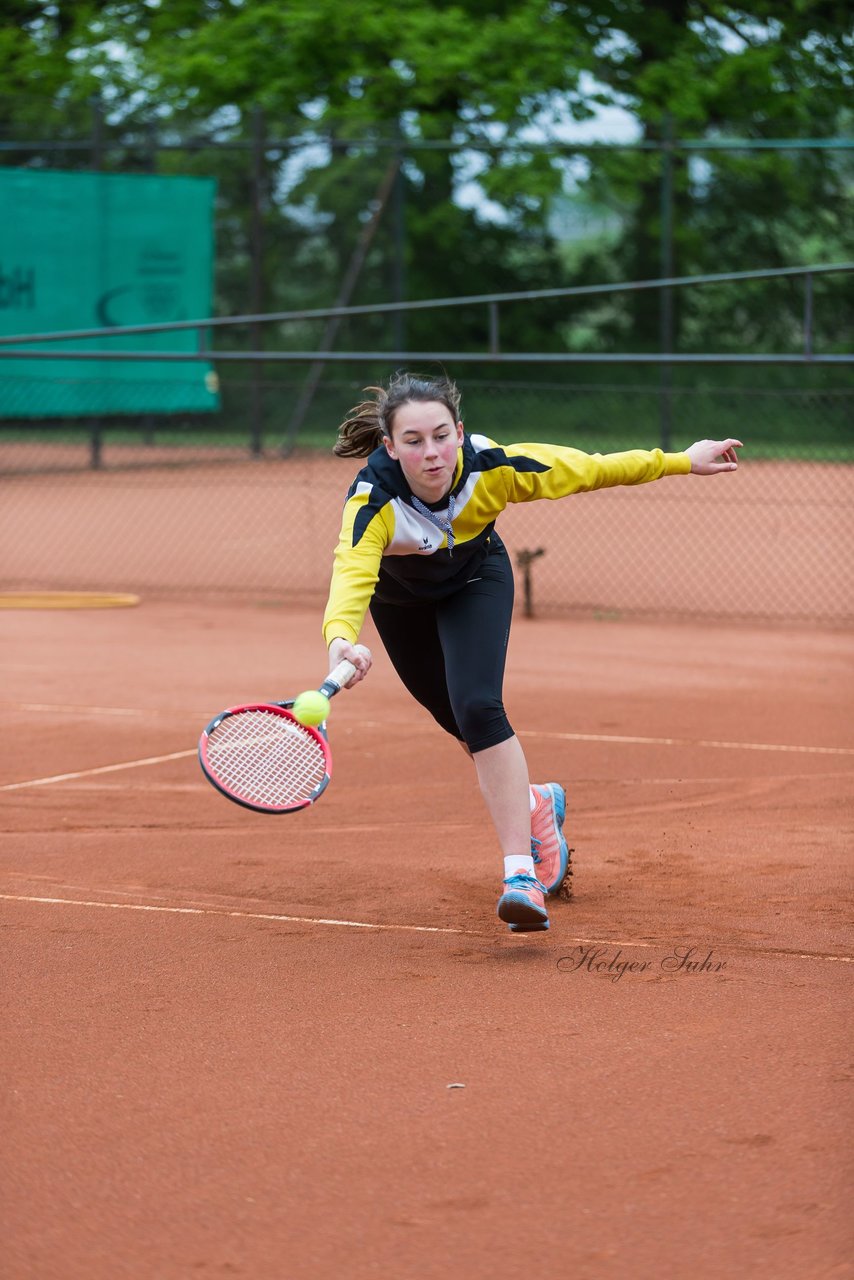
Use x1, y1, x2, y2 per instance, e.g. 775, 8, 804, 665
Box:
2, 600, 852, 1280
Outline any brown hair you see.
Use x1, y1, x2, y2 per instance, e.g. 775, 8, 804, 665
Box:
333, 371, 461, 458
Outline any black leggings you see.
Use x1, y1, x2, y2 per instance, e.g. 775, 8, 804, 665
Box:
369, 542, 515, 753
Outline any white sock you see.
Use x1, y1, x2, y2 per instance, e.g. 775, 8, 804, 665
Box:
529, 787, 537, 813
505, 854, 535, 879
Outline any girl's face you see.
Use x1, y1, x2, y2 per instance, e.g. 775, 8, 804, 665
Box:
384, 400, 464, 503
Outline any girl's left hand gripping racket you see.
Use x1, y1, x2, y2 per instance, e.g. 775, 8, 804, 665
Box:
198, 660, 356, 814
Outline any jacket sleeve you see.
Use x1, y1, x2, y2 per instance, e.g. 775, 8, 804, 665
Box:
497, 441, 691, 502
322, 489, 393, 646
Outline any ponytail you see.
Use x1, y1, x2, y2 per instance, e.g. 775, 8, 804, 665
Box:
332, 387, 386, 458
333, 371, 461, 458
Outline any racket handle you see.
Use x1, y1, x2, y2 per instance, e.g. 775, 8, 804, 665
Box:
321, 660, 357, 697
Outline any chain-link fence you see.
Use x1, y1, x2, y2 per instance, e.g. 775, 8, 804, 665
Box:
3, 106, 853, 362
2, 109, 851, 623
3, 371, 851, 624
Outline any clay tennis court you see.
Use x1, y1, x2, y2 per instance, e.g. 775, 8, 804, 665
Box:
2, 456, 852, 1279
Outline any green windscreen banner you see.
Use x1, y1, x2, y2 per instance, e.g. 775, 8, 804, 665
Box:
0, 168, 218, 417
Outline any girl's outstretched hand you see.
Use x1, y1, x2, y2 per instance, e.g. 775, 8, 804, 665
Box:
328, 637, 372, 688
685, 438, 744, 474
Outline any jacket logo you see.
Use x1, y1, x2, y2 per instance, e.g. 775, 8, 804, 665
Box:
419, 536, 431, 551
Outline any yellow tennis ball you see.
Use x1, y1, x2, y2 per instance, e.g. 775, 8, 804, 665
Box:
292, 690, 330, 727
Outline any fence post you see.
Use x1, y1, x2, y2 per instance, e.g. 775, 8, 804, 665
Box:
90, 95, 103, 171
90, 419, 102, 470
516, 548, 545, 618
804, 271, 814, 358
489, 303, 500, 356
249, 106, 266, 457
91, 96, 105, 470
659, 117, 674, 451
392, 129, 407, 351
141, 119, 158, 446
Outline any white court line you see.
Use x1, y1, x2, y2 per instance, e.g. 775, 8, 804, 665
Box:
4, 699, 851, 758
14, 703, 147, 716
0, 749, 195, 792
0, 893, 469, 936
6, 703, 853, 755
0, 893, 851, 961
517, 730, 854, 756
2, 728, 852, 794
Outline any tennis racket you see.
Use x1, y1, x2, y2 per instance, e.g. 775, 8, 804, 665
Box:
198, 660, 356, 814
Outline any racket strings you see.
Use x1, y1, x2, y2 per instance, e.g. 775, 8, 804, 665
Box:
205, 709, 327, 808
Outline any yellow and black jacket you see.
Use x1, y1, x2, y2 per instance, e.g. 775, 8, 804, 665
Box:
322, 433, 691, 645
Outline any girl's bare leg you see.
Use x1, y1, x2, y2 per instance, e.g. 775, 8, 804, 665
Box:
471, 735, 531, 857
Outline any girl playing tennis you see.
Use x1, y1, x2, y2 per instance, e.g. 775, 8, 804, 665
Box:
322, 372, 742, 934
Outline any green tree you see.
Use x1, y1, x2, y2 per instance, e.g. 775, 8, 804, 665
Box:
1, 0, 851, 354
559, 2, 853, 348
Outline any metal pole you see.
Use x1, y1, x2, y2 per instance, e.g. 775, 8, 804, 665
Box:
391, 130, 407, 351
516, 548, 545, 618
804, 272, 814, 358
90, 95, 103, 171
7, 349, 853, 364
143, 120, 158, 446
5, 263, 850, 346
91, 95, 104, 469
281, 157, 402, 454
249, 106, 266, 457
90, 419, 103, 470
659, 117, 674, 452
489, 303, 500, 356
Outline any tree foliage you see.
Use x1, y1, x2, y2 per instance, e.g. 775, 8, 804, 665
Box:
1, 1, 851, 352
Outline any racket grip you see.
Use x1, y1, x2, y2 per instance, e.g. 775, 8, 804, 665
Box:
321, 659, 357, 696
